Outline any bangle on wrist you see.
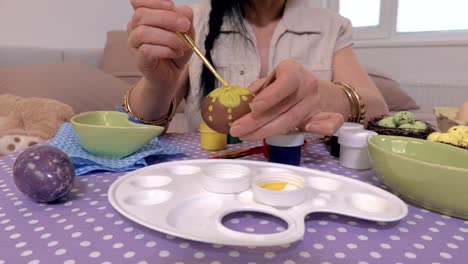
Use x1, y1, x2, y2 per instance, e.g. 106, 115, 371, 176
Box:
122, 84, 177, 129
333, 81, 366, 124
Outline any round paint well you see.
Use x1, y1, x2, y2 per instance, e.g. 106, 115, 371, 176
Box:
123, 190, 173, 206
347, 193, 392, 214
130, 176, 172, 188
202, 164, 251, 193
308, 177, 343, 191
168, 165, 202, 175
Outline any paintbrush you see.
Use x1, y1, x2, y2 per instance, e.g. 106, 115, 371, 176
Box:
209, 139, 309, 159
209, 145, 266, 159
176, 32, 230, 87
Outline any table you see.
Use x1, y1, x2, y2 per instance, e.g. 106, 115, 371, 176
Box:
0, 133, 466, 264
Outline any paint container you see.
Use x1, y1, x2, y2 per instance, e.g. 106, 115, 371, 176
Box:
251, 173, 307, 207
338, 130, 378, 170
199, 122, 227, 151
265, 131, 304, 166
330, 122, 365, 158
202, 164, 251, 193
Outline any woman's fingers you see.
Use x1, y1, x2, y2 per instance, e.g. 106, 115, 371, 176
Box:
233, 111, 343, 140
129, 8, 190, 33
175, 5, 194, 25
136, 44, 185, 63
251, 61, 318, 114
251, 70, 298, 113
174, 5, 196, 44
127, 3, 195, 63
231, 60, 326, 140
231, 91, 312, 136
248, 70, 279, 95
128, 25, 187, 52
130, 0, 174, 11
300, 112, 344, 135
232, 98, 313, 140
248, 77, 267, 94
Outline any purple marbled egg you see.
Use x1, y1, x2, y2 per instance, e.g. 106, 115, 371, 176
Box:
13, 145, 75, 203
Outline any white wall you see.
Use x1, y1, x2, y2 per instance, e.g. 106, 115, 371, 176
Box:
0, 0, 333, 49
0, 0, 194, 49
355, 45, 468, 83
355, 44, 468, 110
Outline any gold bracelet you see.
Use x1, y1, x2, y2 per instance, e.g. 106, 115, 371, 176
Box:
122, 85, 177, 128
333, 81, 366, 124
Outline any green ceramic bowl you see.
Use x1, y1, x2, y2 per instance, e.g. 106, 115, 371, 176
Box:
71, 111, 164, 159
368, 135, 468, 219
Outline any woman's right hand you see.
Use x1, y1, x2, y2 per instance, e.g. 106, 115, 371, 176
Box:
128, 0, 194, 86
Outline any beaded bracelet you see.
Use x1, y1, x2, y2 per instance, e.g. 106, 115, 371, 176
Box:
122, 85, 177, 129
333, 81, 366, 124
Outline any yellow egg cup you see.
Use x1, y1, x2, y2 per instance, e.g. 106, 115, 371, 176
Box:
199, 122, 227, 151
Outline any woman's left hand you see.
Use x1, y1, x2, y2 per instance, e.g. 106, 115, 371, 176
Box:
230, 60, 344, 140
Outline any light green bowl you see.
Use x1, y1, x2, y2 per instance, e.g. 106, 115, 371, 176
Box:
368, 135, 468, 219
71, 111, 164, 159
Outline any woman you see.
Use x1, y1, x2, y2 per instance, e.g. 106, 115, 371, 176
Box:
125, 0, 388, 140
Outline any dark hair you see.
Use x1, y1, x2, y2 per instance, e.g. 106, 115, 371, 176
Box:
200, 0, 250, 102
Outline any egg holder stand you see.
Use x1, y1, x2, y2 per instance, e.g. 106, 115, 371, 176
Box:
108, 159, 408, 247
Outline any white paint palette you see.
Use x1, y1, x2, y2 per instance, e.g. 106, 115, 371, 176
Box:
108, 159, 407, 247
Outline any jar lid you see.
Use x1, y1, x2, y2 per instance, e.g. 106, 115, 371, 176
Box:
252, 173, 307, 207
338, 130, 378, 148
265, 130, 304, 147
202, 164, 251, 194
333, 122, 365, 136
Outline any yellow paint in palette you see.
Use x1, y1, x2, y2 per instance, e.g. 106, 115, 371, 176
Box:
261, 181, 300, 191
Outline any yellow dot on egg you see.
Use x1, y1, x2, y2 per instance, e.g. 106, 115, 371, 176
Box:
208, 116, 213, 122
211, 97, 216, 103
249, 103, 253, 110
208, 105, 213, 112
242, 96, 248, 101
227, 108, 232, 114
228, 115, 233, 120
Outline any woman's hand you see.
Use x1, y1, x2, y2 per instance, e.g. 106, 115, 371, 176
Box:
230, 60, 344, 140
127, 0, 195, 86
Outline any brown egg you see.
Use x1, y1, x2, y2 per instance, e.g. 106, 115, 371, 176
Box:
201, 86, 255, 134
455, 101, 468, 123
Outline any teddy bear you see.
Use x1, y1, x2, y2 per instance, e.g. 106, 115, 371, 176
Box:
0, 94, 74, 155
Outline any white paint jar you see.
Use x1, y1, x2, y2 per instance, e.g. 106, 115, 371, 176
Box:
338, 130, 378, 170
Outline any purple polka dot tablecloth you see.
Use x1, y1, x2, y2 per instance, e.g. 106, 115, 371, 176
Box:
0, 133, 467, 264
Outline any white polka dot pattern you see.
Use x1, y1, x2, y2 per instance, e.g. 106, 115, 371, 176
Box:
0, 133, 466, 263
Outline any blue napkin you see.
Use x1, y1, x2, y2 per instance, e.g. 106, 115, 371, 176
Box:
51, 123, 182, 176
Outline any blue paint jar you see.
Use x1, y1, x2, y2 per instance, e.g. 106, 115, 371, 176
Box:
265, 131, 304, 166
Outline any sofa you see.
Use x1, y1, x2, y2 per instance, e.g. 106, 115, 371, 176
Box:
0, 31, 188, 134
